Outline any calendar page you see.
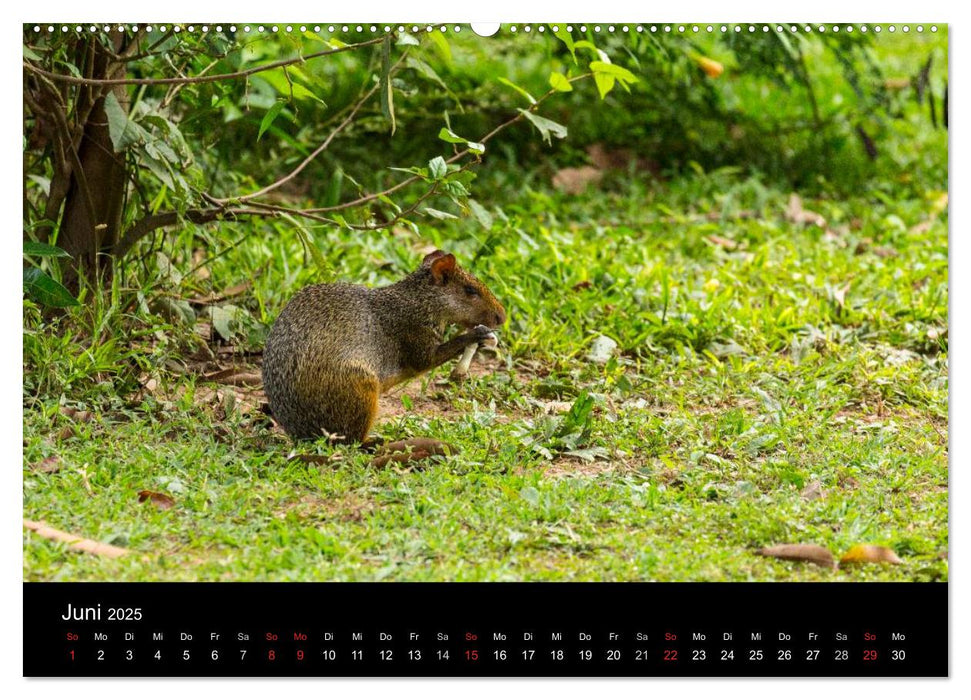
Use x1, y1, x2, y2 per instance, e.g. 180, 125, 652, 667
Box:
22, 18, 948, 678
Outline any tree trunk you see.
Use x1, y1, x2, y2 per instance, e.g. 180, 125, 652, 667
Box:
57, 36, 129, 293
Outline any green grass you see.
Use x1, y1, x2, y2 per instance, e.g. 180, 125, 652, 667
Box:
23, 166, 948, 582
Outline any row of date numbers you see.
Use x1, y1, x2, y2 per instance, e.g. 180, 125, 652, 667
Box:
71, 647, 907, 663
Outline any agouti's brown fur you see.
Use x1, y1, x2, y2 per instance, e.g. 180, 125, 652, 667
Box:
262, 250, 506, 442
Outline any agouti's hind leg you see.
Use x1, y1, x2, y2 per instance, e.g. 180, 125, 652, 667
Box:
319, 369, 380, 445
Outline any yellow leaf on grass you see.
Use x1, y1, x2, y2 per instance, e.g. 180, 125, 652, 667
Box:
840, 544, 903, 566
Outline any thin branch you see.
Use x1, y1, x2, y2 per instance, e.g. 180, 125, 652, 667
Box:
160, 58, 218, 109
215, 83, 380, 205
112, 72, 593, 258
214, 50, 406, 206
23, 35, 386, 88
303, 72, 592, 214
113, 207, 284, 259
116, 27, 177, 63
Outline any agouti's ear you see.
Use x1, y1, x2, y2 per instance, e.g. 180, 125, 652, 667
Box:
428, 253, 456, 284
421, 250, 447, 267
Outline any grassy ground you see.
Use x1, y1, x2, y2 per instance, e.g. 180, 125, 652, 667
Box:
23, 166, 948, 582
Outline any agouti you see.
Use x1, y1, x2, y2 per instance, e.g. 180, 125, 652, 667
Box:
262, 250, 506, 442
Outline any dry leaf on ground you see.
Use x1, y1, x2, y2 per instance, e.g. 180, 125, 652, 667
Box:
137, 490, 176, 510
31, 456, 62, 474
800, 480, 826, 501
23, 519, 128, 558
203, 367, 263, 387
756, 543, 836, 569
189, 280, 253, 306
60, 407, 94, 423
371, 438, 457, 468
288, 453, 343, 465
707, 235, 739, 249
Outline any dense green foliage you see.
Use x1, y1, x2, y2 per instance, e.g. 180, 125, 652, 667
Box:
23, 25, 947, 582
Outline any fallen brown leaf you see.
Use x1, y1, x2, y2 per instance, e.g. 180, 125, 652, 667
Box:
138, 374, 160, 394
371, 438, 457, 468
756, 543, 836, 569
203, 367, 263, 387
288, 453, 343, 465
195, 321, 213, 342
873, 246, 898, 258
60, 407, 94, 423
883, 77, 911, 90
800, 480, 826, 501
31, 456, 62, 474
839, 544, 903, 566
572, 280, 593, 291
137, 490, 176, 510
189, 280, 253, 306
707, 235, 738, 250
23, 519, 128, 558
56, 426, 75, 441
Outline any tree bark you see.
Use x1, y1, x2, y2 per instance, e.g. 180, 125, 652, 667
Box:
56, 35, 129, 293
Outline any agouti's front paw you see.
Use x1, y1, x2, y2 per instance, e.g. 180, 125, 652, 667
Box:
472, 324, 498, 350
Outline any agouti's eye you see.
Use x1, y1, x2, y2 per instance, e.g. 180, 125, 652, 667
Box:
464, 285, 479, 297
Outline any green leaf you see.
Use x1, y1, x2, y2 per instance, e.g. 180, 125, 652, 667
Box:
324, 168, 344, 208
427, 31, 452, 67
590, 60, 639, 86
23, 241, 70, 258
520, 486, 540, 507
593, 72, 616, 99
23, 45, 42, 61
23, 267, 79, 307
498, 77, 536, 105
396, 32, 420, 47
389, 165, 429, 180
27, 175, 51, 195
103, 93, 146, 152
282, 213, 330, 276
424, 207, 458, 220
468, 199, 494, 230
438, 127, 485, 155
443, 179, 470, 198
438, 127, 467, 145
518, 109, 568, 146
380, 35, 396, 136
428, 156, 448, 180
209, 305, 237, 341
574, 40, 609, 62
551, 25, 576, 63
549, 72, 573, 92
257, 69, 326, 104
258, 101, 287, 141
